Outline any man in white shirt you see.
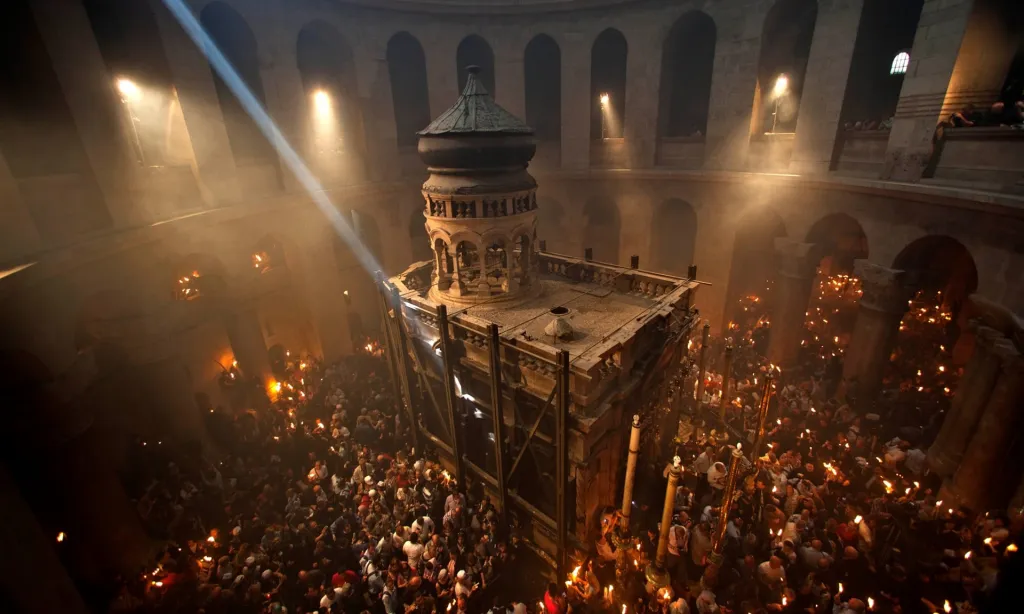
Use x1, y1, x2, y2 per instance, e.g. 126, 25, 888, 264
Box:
757, 555, 785, 588
403, 532, 425, 569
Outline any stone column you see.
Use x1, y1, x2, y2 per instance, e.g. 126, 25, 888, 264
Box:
494, 41, 526, 121
355, 41, 402, 183
31, 0, 139, 227
0, 466, 88, 614
766, 239, 818, 368
257, 20, 306, 194
703, 4, 762, 171
148, 0, 241, 206
224, 302, 272, 386
560, 32, 591, 170
789, 0, 864, 173
425, 35, 460, 121
945, 340, 1024, 511
881, 0, 984, 181
294, 229, 354, 361
840, 261, 913, 403
0, 147, 40, 260
623, 32, 660, 169
928, 325, 1003, 477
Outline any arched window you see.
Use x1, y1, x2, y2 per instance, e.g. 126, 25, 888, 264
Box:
890, 51, 910, 75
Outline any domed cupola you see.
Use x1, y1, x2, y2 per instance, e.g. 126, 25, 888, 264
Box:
417, 66, 540, 305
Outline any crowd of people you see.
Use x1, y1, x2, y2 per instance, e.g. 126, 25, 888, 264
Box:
102, 268, 1021, 614
113, 348, 527, 614
545, 275, 1019, 614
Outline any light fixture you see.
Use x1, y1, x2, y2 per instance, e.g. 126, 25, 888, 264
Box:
599, 93, 610, 107
772, 74, 789, 97
313, 89, 331, 113
117, 78, 141, 101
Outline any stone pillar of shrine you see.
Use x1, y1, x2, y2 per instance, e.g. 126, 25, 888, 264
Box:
224, 301, 273, 387
928, 324, 1003, 478
0, 465, 88, 614
840, 261, 913, 404
944, 339, 1024, 511
766, 239, 818, 369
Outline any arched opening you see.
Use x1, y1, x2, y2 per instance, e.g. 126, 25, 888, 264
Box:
408, 209, 431, 262
0, 0, 110, 239
252, 235, 287, 273
887, 236, 978, 421
524, 35, 562, 142
591, 29, 627, 140
723, 209, 786, 345
651, 199, 697, 275
836, 0, 924, 131
297, 21, 364, 181
83, 0, 195, 170
658, 11, 716, 138
387, 32, 431, 147
538, 198, 569, 254
800, 213, 869, 367
582, 197, 621, 264
199, 2, 274, 166
484, 237, 510, 294
455, 240, 482, 289
893, 236, 978, 316
172, 253, 228, 301
752, 0, 819, 135
456, 36, 495, 94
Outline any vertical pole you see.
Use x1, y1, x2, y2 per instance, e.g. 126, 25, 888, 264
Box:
619, 414, 642, 532
388, 287, 418, 450
695, 321, 711, 404
376, 276, 406, 433
437, 305, 464, 490
749, 375, 774, 463
645, 456, 681, 590
703, 445, 744, 589
487, 324, 509, 530
555, 349, 571, 579
719, 345, 734, 423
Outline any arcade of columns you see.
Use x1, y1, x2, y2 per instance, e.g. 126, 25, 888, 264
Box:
762, 239, 1024, 515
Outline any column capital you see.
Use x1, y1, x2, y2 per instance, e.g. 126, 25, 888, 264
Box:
854, 259, 913, 314
774, 238, 818, 279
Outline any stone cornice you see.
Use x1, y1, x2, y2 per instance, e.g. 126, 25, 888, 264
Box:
853, 260, 913, 315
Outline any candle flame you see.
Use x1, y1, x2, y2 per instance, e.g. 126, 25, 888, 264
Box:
838, 582, 843, 594
964, 551, 972, 559
207, 535, 216, 543
854, 515, 863, 524
867, 597, 874, 610
1007, 543, 1018, 552
943, 600, 952, 613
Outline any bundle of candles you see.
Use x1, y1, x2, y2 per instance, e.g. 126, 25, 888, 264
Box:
800, 272, 862, 371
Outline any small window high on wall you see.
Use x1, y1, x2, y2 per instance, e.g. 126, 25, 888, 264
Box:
890, 51, 910, 75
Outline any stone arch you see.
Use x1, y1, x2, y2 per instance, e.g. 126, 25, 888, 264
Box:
83, 0, 192, 168
836, 0, 924, 129
805, 212, 869, 274
893, 236, 979, 312
723, 208, 787, 329
591, 28, 628, 139
658, 11, 717, 138
387, 32, 431, 147
582, 196, 621, 264
252, 234, 288, 273
752, 0, 819, 134
524, 34, 562, 142
456, 35, 495, 93
651, 199, 698, 275
171, 252, 229, 301
297, 20, 364, 166
0, 0, 110, 238
199, 1, 274, 165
